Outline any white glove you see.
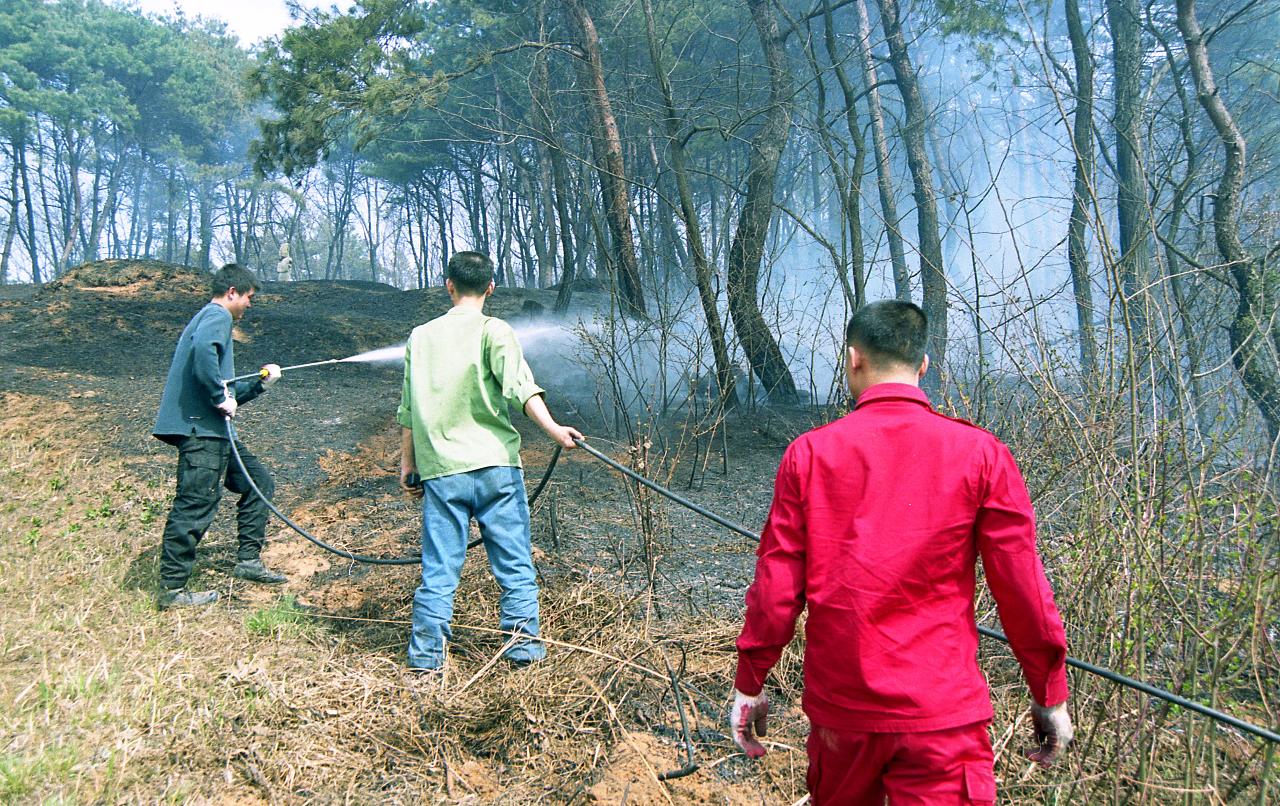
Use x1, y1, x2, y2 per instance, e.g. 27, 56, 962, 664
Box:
728, 688, 769, 759
215, 392, 238, 419
1027, 701, 1073, 767
261, 364, 282, 388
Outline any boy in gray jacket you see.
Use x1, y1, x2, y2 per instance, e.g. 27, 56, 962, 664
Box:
152, 264, 286, 609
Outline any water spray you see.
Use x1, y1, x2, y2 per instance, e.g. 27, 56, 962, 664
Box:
228, 345, 404, 383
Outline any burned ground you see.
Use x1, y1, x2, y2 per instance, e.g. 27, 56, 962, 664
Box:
0, 261, 822, 803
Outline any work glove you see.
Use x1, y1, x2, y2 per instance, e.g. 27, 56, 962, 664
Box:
729, 688, 769, 759
215, 391, 238, 419
261, 363, 282, 388
1027, 702, 1073, 767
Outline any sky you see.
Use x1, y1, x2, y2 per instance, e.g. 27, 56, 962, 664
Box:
126, 0, 330, 46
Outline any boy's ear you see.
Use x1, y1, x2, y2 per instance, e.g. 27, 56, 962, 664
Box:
917, 354, 930, 380
485, 281, 495, 297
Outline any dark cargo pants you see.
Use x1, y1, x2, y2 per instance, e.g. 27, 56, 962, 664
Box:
158, 435, 275, 590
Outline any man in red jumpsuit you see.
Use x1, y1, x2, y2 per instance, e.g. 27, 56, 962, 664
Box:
730, 301, 1072, 804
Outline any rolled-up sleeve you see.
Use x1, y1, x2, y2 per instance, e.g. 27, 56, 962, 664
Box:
976, 441, 1069, 707
484, 320, 544, 411
735, 445, 807, 695
396, 341, 414, 429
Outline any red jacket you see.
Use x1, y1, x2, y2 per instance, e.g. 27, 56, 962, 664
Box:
735, 383, 1068, 732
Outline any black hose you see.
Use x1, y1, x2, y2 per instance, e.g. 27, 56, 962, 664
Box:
570, 439, 1280, 746
226, 419, 1280, 747
225, 418, 562, 564
572, 439, 757, 542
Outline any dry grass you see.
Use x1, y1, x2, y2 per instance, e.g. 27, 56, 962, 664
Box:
0, 391, 807, 803
3, 381, 1275, 803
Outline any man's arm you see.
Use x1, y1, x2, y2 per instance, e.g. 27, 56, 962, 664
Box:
734, 446, 807, 695
975, 441, 1069, 706
523, 393, 582, 449
976, 440, 1072, 765
190, 308, 231, 406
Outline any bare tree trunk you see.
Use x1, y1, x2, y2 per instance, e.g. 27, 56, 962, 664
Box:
642, 0, 738, 407
821, 0, 867, 307
1064, 0, 1098, 376
564, 0, 646, 317
1107, 0, 1151, 348
1, 148, 18, 283
530, 18, 578, 310
727, 0, 799, 403
876, 0, 947, 391
853, 0, 909, 300
1176, 0, 1280, 441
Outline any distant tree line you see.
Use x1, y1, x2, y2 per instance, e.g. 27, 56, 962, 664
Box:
1, 0, 1278, 431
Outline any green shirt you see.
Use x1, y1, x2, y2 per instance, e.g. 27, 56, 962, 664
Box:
397, 307, 545, 480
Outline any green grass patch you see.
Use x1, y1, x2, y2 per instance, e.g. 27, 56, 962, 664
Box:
244, 596, 312, 639
0, 746, 78, 801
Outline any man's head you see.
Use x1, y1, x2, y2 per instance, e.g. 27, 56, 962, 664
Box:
446, 251, 495, 300
844, 300, 929, 399
211, 263, 259, 321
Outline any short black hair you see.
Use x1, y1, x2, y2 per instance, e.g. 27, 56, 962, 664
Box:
211, 263, 259, 297
845, 300, 928, 368
446, 251, 494, 295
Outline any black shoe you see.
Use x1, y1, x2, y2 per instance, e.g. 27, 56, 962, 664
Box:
158, 588, 219, 610
232, 559, 287, 584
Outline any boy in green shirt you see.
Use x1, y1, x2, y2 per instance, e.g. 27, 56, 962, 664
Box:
397, 251, 581, 669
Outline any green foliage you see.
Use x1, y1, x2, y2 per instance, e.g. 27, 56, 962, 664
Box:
244, 596, 313, 638
249, 0, 437, 176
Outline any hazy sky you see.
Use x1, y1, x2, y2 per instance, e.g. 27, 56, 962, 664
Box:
126, 0, 330, 46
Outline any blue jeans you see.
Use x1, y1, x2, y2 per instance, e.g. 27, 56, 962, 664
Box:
408, 465, 545, 669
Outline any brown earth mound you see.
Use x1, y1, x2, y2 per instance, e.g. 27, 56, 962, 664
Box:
43, 258, 209, 296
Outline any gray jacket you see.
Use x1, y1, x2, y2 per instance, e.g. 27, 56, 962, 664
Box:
153, 302, 264, 444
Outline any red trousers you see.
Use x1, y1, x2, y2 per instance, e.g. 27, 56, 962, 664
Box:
806, 720, 997, 805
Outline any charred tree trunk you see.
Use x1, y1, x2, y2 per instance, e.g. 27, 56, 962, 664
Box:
1176, 0, 1280, 441
877, 0, 947, 391
822, 0, 867, 307
564, 0, 645, 317
1107, 0, 1151, 349
727, 0, 799, 403
642, 0, 738, 408
531, 25, 578, 312
1, 148, 18, 283
853, 0, 909, 300
1064, 0, 1098, 377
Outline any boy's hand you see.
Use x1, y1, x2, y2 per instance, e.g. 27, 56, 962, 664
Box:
551, 425, 583, 450
400, 471, 424, 498
400, 454, 423, 498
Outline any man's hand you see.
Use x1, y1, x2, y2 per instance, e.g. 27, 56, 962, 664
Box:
550, 424, 584, 450
1027, 702, 1073, 767
728, 689, 770, 759
215, 394, 238, 419
261, 364, 282, 388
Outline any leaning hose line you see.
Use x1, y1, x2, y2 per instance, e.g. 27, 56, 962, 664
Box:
226, 419, 1280, 747
570, 439, 1280, 746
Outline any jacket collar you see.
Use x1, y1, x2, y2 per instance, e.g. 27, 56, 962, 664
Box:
855, 382, 932, 410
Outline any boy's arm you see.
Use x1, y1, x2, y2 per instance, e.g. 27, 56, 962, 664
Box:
524, 393, 582, 449
399, 428, 422, 497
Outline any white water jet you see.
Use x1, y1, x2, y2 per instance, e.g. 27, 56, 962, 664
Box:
340, 344, 405, 364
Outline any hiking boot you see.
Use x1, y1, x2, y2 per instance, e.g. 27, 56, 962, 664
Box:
232, 559, 287, 584
158, 588, 219, 610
